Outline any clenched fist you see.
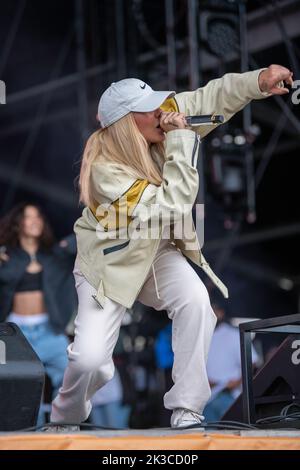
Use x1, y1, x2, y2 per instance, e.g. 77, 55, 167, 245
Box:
159, 111, 187, 132
258, 64, 293, 95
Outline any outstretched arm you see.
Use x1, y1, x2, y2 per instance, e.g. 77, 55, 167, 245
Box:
174, 64, 293, 138
257, 64, 293, 95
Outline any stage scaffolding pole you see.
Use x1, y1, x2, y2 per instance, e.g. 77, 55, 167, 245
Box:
165, 0, 177, 90
75, 0, 89, 143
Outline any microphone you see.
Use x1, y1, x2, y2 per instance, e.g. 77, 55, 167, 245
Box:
185, 114, 224, 126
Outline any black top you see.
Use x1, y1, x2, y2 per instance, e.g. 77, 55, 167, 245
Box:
15, 269, 43, 293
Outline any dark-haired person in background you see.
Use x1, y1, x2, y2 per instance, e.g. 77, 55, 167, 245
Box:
0, 202, 77, 423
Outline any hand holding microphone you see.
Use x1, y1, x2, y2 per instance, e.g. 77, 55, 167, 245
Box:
159, 111, 187, 132
159, 111, 224, 132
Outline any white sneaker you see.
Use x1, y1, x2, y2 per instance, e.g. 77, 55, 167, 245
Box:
41, 424, 80, 433
171, 408, 205, 429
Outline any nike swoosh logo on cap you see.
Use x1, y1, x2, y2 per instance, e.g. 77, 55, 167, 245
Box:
140, 83, 146, 89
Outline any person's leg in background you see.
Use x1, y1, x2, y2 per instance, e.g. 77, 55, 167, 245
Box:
137, 247, 217, 425
118, 403, 131, 428
90, 401, 125, 429
104, 401, 127, 428
32, 322, 69, 424
89, 404, 106, 427
14, 322, 64, 426
50, 266, 126, 424
33, 322, 69, 397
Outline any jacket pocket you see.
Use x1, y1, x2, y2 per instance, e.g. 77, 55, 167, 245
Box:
103, 240, 130, 256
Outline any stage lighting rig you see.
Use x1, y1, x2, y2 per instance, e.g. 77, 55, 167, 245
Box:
206, 125, 260, 226
198, 0, 243, 58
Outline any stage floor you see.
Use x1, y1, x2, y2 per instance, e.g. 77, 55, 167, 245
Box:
0, 427, 300, 450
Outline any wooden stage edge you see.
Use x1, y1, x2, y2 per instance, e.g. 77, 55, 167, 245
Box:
0, 428, 300, 450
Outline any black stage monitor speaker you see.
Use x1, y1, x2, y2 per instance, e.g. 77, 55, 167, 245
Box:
0, 322, 45, 431
223, 334, 300, 428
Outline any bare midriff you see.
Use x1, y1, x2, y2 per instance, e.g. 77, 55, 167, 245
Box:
12, 291, 47, 315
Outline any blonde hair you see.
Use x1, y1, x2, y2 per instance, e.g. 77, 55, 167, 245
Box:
79, 113, 165, 208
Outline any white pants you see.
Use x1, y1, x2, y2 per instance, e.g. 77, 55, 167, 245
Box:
51, 238, 217, 424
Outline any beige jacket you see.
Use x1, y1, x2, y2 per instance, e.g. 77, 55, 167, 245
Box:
74, 69, 267, 309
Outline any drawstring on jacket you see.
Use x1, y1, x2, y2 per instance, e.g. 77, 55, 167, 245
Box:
152, 263, 161, 300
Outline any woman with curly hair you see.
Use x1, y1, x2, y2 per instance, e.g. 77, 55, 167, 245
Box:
0, 202, 77, 423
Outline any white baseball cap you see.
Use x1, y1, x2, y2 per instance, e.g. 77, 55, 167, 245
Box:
98, 78, 175, 128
